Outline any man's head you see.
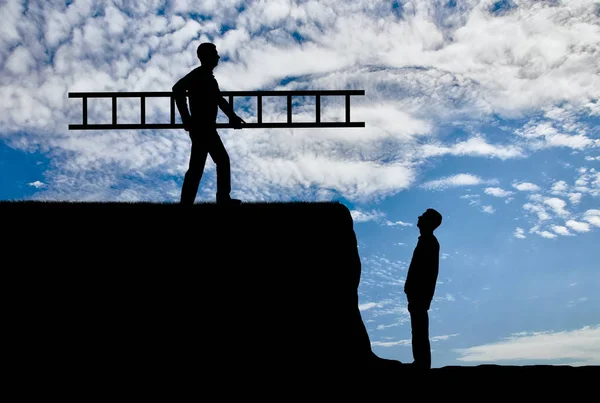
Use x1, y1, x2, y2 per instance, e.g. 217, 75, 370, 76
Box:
417, 208, 442, 233
197, 42, 220, 69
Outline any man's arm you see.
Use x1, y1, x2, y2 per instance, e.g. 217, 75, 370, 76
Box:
215, 81, 245, 128
172, 71, 195, 128
424, 243, 440, 300
217, 96, 236, 120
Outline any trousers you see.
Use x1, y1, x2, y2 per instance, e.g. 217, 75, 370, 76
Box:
180, 130, 231, 204
407, 298, 431, 369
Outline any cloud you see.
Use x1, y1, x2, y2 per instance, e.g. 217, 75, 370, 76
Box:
454, 325, 600, 366
350, 208, 385, 223
583, 209, 600, 227
372, 333, 458, 348
544, 134, 600, 150
523, 202, 551, 222
550, 180, 568, 195
573, 168, 600, 197
514, 227, 526, 239
371, 339, 411, 348
565, 220, 591, 233
484, 187, 514, 197
567, 297, 588, 308
420, 136, 524, 160
460, 194, 480, 205
515, 172, 597, 238
568, 192, 583, 205
537, 230, 558, 239
28, 181, 46, 188
434, 293, 456, 302
481, 205, 495, 214
527, 194, 544, 202
551, 225, 573, 237
431, 333, 459, 342
543, 197, 570, 218
384, 220, 413, 227
512, 182, 541, 192
420, 174, 497, 190
359, 302, 379, 312
516, 108, 600, 151
519, 123, 600, 150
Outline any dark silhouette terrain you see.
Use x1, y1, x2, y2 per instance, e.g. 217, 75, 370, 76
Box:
3, 200, 597, 395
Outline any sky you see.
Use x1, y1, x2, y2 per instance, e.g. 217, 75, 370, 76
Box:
1, 0, 599, 367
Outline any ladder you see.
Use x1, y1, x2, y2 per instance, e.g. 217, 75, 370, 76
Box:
68, 90, 366, 130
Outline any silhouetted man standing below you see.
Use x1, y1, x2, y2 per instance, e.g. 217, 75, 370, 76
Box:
404, 208, 442, 369
173, 42, 246, 205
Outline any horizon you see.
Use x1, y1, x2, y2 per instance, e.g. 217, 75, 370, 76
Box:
1, 0, 599, 367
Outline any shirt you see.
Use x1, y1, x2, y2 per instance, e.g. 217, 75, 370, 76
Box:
404, 234, 440, 301
172, 65, 235, 129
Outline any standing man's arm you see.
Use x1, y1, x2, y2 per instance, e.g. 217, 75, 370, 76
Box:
424, 242, 440, 301
172, 71, 195, 131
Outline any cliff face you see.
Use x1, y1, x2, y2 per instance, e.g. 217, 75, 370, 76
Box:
5, 201, 374, 380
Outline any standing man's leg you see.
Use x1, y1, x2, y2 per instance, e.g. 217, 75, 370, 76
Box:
180, 132, 209, 205
408, 299, 431, 369
206, 131, 233, 201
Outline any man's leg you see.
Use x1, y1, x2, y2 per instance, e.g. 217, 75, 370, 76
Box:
180, 133, 209, 205
206, 131, 237, 203
408, 300, 431, 369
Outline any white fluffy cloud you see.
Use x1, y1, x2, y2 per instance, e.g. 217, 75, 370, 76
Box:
583, 209, 600, 227
523, 202, 551, 222
454, 325, 600, 366
513, 182, 541, 192
565, 220, 591, 233
514, 227, 526, 239
485, 187, 514, 197
551, 225, 573, 237
551, 180, 568, 195
537, 230, 558, 239
568, 193, 583, 205
28, 181, 46, 189
513, 163, 599, 239
543, 197, 570, 218
350, 208, 386, 223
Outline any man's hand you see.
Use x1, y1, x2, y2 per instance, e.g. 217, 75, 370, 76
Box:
182, 121, 195, 140
182, 119, 194, 132
231, 115, 246, 129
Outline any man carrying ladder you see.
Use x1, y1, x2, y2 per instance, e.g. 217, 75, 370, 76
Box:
172, 42, 246, 205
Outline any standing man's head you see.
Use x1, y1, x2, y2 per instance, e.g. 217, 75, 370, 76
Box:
197, 42, 220, 70
417, 208, 442, 234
